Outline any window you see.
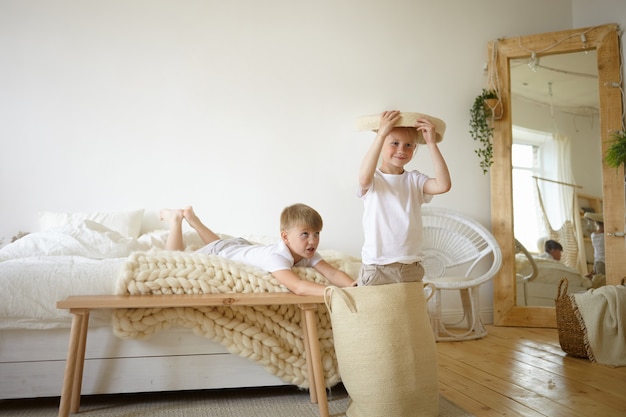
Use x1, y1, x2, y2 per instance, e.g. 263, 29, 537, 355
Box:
513, 143, 541, 252
512, 126, 550, 253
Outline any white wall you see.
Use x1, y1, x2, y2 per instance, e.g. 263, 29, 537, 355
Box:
573, 0, 626, 33
0, 0, 592, 320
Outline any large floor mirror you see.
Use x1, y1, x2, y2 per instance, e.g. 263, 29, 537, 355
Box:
489, 24, 625, 327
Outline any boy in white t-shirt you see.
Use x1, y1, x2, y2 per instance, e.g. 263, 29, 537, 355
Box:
161, 204, 355, 296
584, 212, 605, 277
357, 110, 451, 286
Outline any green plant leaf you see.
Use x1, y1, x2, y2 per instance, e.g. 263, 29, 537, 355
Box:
605, 131, 626, 168
469, 89, 498, 174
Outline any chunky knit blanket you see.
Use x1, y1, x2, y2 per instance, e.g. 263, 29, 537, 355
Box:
112, 250, 361, 388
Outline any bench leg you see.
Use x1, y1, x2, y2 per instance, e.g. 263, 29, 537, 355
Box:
300, 304, 329, 417
300, 310, 317, 404
58, 309, 90, 417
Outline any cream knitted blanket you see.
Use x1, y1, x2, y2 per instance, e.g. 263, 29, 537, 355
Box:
112, 250, 361, 388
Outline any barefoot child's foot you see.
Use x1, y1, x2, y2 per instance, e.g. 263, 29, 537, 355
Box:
182, 206, 220, 244
183, 206, 202, 229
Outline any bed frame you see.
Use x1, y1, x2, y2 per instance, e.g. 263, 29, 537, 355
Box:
0, 326, 285, 400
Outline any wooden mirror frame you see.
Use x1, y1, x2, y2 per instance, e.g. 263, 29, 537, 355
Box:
489, 24, 624, 327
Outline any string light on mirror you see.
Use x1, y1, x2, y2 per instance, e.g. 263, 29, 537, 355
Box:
528, 52, 540, 72
517, 26, 602, 76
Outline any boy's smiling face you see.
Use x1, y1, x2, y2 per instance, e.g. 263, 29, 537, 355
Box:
281, 225, 321, 263
379, 127, 417, 174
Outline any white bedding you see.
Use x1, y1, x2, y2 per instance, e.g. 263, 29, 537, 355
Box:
0, 256, 123, 329
0, 220, 144, 262
515, 254, 591, 288
515, 253, 592, 306
0, 217, 355, 331
0, 219, 206, 330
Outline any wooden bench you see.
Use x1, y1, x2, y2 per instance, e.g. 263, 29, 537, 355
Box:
56, 293, 329, 417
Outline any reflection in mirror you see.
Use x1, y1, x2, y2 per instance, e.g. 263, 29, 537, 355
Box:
510, 50, 602, 306
489, 24, 624, 328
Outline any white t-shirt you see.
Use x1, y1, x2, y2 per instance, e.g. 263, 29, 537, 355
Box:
358, 169, 432, 265
198, 238, 322, 272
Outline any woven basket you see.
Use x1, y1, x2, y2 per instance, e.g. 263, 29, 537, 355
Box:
324, 282, 439, 417
555, 278, 588, 358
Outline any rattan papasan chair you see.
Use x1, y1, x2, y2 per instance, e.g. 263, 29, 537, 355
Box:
421, 206, 502, 341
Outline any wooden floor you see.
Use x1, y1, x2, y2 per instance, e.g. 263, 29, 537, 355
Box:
437, 325, 626, 417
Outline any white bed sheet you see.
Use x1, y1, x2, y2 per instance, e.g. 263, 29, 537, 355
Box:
0, 220, 148, 330
0, 256, 124, 329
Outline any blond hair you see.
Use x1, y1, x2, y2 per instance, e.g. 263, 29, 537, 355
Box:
396, 127, 420, 143
280, 204, 323, 231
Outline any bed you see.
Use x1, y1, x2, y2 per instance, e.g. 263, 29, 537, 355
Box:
0, 209, 361, 400
514, 239, 594, 306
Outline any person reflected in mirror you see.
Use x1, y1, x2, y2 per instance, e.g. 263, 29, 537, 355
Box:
160, 204, 356, 296
538, 239, 563, 261
357, 110, 451, 286
584, 212, 605, 278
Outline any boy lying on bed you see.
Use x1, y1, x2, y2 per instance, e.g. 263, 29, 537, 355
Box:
160, 204, 356, 296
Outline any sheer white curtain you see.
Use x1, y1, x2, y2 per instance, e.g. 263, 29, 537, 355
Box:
538, 134, 587, 274
539, 134, 573, 226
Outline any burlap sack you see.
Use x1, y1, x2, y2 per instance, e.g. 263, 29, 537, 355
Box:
324, 282, 439, 417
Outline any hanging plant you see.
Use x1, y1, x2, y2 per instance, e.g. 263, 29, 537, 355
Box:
469, 89, 499, 174
605, 130, 626, 169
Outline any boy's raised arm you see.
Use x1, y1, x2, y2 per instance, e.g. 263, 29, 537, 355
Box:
415, 117, 451, 195
358, 110, 401, 194
423, 142, 451, 195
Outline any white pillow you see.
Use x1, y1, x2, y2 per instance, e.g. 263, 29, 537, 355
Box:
140, 210, 167, 235
39, 209, 144, 239
0, 220, 141, 261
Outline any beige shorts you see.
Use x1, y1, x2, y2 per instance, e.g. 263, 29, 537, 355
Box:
357, 262, 424, 286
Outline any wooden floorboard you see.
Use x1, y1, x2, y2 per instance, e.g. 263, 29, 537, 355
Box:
436, 325, 626, 417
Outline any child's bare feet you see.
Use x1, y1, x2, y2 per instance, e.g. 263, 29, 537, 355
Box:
161, 208, 186, 251
160, 208, 184, 224
183, 206, 202, 228
180, 206, 219, 244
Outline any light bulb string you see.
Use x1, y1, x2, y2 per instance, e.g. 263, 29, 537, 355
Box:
512, 24, 624, 134
548, 81, 560, 135
516, 25, 599, 57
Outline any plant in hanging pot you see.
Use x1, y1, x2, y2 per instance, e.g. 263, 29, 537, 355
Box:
605, 130, 626, 169
469, 89, 500, 174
